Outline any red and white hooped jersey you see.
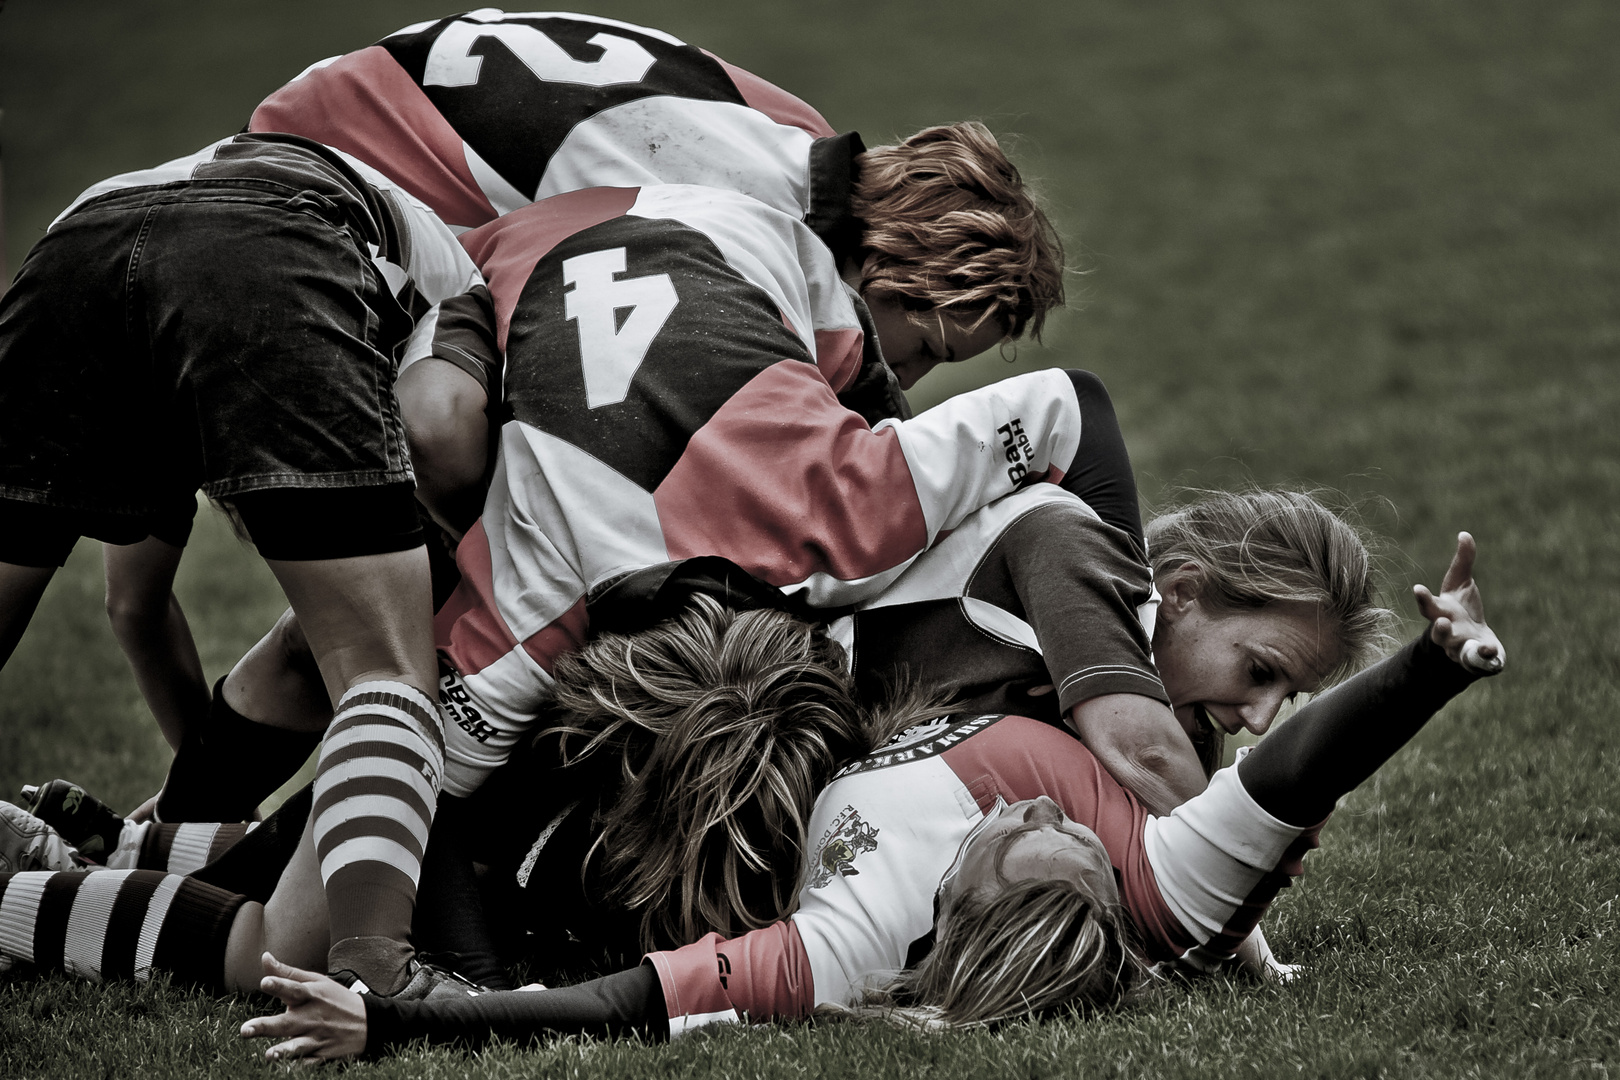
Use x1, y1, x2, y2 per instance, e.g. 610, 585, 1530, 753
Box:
432, 183, 1090, 795
249, 9, 844, 232
646, 714, 1322, 1034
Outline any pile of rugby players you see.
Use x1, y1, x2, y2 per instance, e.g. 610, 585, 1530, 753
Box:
0, 10, 1504, 1061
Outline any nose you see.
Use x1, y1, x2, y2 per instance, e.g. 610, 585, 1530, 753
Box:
1238, 688, 1293, 736
1021, 797, 1064, 824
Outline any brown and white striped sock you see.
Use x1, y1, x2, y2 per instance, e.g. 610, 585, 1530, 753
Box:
0, 869, 244, 988
312, 680, 443, 993
129, 822, 258, 875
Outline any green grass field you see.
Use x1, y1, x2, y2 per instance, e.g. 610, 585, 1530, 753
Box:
2, 1, 1618, 1076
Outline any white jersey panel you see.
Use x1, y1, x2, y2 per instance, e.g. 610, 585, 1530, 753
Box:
1142, 765, 1305, 944
538, 97, 815, 214
625, 185, 859, 359
887, 368, 1085, 540
441, 648, 556, 797
489, 423, 669, 641
792, 753, 982, 1006
53, 143, 228, 224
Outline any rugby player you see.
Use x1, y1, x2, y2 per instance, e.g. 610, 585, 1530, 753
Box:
0, 132, 498, 997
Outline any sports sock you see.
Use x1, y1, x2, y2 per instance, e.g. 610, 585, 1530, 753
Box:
157, 677, 324, 822
313, 680, 444, 994
0, 869, 244, 988
126, 822, 258, 875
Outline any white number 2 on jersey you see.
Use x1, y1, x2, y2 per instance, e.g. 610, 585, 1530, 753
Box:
562, 247, 679, 408
425, 21, 658, 88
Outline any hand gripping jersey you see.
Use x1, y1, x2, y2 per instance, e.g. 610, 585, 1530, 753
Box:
56, 133, 500, 395
431, 183, 1093, 795
646, 714, 1321, 1033
249, 9, 849, 234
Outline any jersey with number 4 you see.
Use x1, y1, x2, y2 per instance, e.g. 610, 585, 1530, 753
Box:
431, 183, 1094, 795
250, 10, 845, 232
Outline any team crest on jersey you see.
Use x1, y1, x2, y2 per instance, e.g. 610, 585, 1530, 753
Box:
808, 805, 880, 889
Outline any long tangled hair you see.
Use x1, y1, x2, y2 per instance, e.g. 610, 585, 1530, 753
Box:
545, 595, 934, 951
845, 877, 1140, 1028
851, 121, 1066, 342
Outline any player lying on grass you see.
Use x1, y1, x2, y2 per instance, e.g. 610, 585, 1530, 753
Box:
240, 530, 1501, 1054
109, 9, 1069, 825
0, 528, 1502, 1051
0, 132, 500, 998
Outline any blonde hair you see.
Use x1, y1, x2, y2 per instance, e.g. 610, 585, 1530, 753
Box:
851, 122, 1065, 341
545, 595, 876, 950
845, 878, 1139, 1028
1146, 488, 1393, 687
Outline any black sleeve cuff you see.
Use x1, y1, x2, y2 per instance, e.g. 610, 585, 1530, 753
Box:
364, 964, 668, 1056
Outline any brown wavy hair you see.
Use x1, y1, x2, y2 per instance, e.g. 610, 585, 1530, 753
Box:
545, 595, 941, 950
851, 121, 1065, 341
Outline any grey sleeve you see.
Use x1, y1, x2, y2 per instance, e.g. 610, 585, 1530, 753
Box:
993, 501, 1167, 716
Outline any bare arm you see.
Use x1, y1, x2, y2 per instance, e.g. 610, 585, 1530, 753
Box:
103, 536, 209, 752
1067, 693, 1208, 815
396, 357, 490, 539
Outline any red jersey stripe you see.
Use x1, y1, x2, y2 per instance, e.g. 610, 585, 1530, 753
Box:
701, 51, 836, 138
249, 47, 499, 229
654, 360, 926, 583
433, 519, 518, 676
813, 327, 865, 393
517, 597, 590, 675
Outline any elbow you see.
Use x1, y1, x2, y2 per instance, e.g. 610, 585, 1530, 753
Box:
1123, 740, 1182, 782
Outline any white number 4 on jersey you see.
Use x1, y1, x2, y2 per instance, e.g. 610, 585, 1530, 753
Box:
562, 247, 679, 408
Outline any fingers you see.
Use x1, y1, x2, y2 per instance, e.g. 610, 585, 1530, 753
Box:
1412, 583, 1446, 623
262, 951, 325, 983
264, 1036, 322, 1062
1440, 531, 1476, 595
240, 1010, 304, 1040
258, 976, 315, 1005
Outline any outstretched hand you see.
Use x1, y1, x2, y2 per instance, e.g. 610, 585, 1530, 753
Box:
239, 952, 368, 1062
1412, 532, 1505, 675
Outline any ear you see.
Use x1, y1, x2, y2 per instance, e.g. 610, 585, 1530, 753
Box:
1156, 562, 1204, 623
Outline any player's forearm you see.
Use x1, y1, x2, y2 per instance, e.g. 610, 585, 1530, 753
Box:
1068, 696, 1208, 815
1237, 632, 1479, 826
363, 966, 667, 1053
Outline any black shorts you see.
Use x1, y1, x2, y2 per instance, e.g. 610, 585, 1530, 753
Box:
0, 180, 422, 563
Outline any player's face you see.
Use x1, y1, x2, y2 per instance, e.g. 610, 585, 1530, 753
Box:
940, 797, 1120, 925
864, 296, 1006, 390
1152, 596, 1341, 738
